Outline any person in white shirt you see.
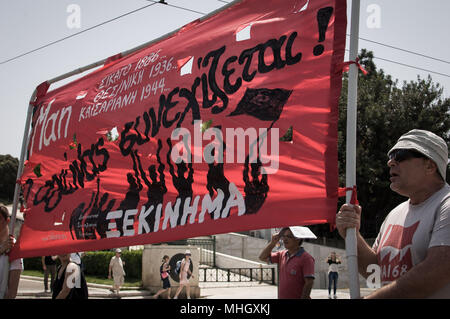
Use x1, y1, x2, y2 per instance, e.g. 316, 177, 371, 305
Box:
325, 251, 341, 299
108, 248, 125, 296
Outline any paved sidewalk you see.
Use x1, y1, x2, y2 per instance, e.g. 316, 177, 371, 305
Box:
15, 275, 374, 299
200, 281, 375, 299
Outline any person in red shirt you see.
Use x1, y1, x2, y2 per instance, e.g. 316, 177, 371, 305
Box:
259, 226, 315, 299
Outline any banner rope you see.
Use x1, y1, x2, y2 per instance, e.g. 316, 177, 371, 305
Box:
340, 57, 368, 75
338, 185, 359, 205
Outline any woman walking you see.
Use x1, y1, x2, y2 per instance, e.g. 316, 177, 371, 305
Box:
326, 251, 341, 299
174, 250, 194, 299
152, 255, 172, 299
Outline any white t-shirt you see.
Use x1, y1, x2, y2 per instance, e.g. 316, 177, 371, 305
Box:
0, 255, 8, 298
372, 184, 450, 298
327, 260, 340, 273
9, 258, 23, 271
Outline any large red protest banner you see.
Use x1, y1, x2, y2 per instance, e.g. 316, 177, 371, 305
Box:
11, 0, 346, 259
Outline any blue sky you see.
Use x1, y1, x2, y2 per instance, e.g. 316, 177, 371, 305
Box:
1, 0, 449, 158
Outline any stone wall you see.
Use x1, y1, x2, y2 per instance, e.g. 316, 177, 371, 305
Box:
142, 244, 200, 298
215, 232, 269, 261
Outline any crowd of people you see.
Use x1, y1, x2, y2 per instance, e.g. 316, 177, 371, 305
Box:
0, 129, 449, 299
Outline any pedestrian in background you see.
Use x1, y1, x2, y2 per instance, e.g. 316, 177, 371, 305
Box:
42, 255, 57, 293
174, 250, 194, 299
326, 251, 341, 299
52, 253, 88, 299
259, 226, 316, 299
152, 255, 172, 299
108, 248, 125, 296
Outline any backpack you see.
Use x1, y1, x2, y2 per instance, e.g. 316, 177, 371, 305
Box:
174, 259, 182, 275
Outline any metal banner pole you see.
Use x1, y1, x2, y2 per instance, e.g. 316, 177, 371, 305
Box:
1, 89, 36, 299
9, 89, 37, 235
345, 0, 361, 299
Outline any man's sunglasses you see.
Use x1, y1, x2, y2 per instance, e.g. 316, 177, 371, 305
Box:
389, 149, 427, 162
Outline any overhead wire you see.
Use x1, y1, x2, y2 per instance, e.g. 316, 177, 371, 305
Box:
343, 48, 450, 79
0, 0, 449, 79
371, 56, 450, 79
146, 0, 206, 15
152, 0, 450, 78
0, 2, 158, 65
347, 34, 450, 65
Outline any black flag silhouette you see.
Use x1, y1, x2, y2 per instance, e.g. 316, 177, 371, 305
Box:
228, 88, 292, 124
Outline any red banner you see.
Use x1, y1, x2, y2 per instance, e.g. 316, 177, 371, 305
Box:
12, 0, 346, 259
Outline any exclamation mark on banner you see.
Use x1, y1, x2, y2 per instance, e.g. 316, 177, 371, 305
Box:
313, 7, 334, 56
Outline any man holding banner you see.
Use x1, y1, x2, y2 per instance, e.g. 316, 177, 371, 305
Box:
336, 129, 450, 298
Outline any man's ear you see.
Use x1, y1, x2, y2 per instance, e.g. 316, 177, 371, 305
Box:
424, 159, 439, 176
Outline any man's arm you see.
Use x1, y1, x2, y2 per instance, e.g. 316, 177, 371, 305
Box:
301, 277, 314, 299
366, 246, 450, 298
41, 256, 46, 271
187, 262, 194, 278
0, 235, 14, 255
108, 259, 113, 279
164, 263, 171, 271
355, 232, 378, 277
336, 204, 378, 278
258, 233, 280, 262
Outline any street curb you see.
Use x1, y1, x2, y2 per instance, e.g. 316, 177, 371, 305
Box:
19, 275, 151, 298
21, 275, 143, 290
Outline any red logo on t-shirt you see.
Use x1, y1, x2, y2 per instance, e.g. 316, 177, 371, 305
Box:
377, 221, 419, 283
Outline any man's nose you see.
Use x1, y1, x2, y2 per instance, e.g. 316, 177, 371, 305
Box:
387, 158, 397, 167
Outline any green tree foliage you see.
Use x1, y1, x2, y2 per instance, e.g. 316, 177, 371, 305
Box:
83, 250, 143, 279
337, 49, 450, 237
0, 154, 19, 203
